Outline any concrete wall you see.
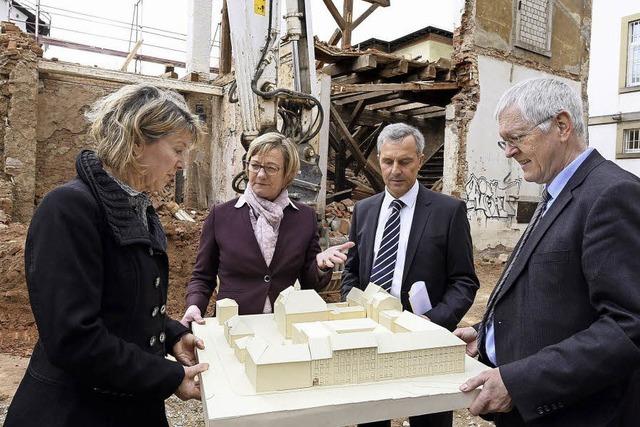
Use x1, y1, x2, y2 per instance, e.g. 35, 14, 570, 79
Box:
464, 55, 581, 249
587, 2, 640, 177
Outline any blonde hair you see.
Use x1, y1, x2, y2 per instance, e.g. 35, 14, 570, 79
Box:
86, 84, 206, 180
246, 132, 300, 187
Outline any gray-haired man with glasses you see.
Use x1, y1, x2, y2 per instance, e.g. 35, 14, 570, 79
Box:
454, 78, 640, 426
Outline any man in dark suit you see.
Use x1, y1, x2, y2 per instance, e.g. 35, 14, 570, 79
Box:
455, 78, 640, 426
341, 122, 480, 427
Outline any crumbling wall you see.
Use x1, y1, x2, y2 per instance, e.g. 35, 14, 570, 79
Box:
210, 82, 245, 205
0, 22, 42, 223
35, 76, 117, 202
445, 0, 592, 250
444, 0, 479, 200
184, 93, 214, 209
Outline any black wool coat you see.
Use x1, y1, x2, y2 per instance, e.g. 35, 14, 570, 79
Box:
5, 150, 189, 427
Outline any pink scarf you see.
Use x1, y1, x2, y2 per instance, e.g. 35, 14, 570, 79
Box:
244, 185, 290, 266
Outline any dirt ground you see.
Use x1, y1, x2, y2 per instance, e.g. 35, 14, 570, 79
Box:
0, 215, 506, 426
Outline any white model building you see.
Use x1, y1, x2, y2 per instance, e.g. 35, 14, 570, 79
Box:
215, 298, 238, 325
217, 284, 466, 393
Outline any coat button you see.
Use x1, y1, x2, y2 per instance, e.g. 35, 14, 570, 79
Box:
154, 277, 160, 288
264, 275, 271, 283
149, 247, 154, 256
536, 407, 544, 415
149, 335, 156, 347
160, 304, 166, 315
151, 306, 159, 317
159, 332, 166, 343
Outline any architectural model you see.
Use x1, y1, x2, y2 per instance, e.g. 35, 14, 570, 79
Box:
217, 283, 466, 393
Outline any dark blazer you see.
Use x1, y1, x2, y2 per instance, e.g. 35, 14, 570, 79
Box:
5, 151, 188, 427
186, 198, 331, 316
341, 184, 479, 331
480, 150, 640, 426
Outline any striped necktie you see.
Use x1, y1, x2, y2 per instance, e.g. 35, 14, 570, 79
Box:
478, 189, 551, 353
370, 199, 405, 291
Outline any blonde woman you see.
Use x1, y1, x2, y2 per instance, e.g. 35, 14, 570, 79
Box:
182, 132, 353, 324
6, 84, 208, 427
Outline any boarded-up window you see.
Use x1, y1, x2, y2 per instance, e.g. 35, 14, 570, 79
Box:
514, 0, 553, 57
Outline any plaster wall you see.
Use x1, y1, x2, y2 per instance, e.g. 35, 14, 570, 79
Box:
35, 77, 115, 202
464, 54, 581, 249
588, 124, 640, 176
588, 1, 640, 116
474, 0, 589, 77
587, 2, 640, 177
394, 39, 453, 62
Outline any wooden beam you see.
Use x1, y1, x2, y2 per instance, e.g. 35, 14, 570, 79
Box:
328, 4, 379, 46
342, 0, 353, 49
321, 0, 346, 30
362, 0, 390, 6
379, 59, 409, 78
386, 102, 430, 113
347, 100, 366, 130
406, 105, 444, 115
37, 59, 224, 96
332, 81, 459, 93
322, 54, 377, 76
336, 105, 427, 128
219, 0, 232, 74
120, 39, 143, 72
332, 90, 396, 105
413, 111, 446, 119
39, 36, 219, 73
330, 103, 384, 190
366, 98, 407, 110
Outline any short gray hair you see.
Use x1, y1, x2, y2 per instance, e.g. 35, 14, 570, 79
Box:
494, 78, 585, 137
377, 123, 425, 154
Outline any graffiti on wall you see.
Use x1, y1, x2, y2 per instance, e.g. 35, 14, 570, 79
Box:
465, 173, 521, 219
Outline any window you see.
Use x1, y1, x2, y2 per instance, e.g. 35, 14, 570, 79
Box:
620, 14, 640, 91
514, 0, 553, 57
624, 128, 640, 154
616, 121, 640, 159
628, 20, 640, 87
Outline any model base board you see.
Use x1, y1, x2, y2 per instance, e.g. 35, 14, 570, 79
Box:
193, 314, 488, 426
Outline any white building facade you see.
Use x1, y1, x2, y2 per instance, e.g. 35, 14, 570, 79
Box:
588, 3, 640, 176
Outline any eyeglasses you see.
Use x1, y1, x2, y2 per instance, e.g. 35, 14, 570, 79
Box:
497, 114, 557, 151
247, 161, 281, 176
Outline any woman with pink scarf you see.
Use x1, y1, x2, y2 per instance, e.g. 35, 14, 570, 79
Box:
181, 132, 353, 324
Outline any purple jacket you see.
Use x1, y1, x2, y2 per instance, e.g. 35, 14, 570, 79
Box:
186, 198, 331, 315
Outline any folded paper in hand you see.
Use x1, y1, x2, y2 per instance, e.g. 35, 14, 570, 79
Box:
409, 281, 432, 315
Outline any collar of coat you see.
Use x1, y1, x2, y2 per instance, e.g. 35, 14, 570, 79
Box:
75, 149, 167, 251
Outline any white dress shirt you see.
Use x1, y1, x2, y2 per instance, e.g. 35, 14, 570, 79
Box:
372, 181, 419, 298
